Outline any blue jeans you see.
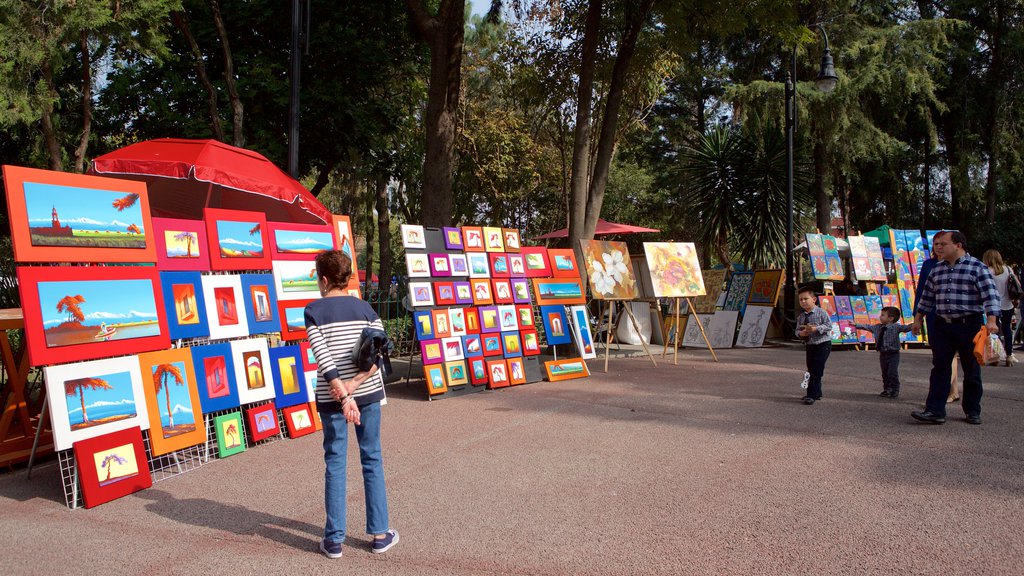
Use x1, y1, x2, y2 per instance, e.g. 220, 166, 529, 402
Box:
926, 316, 983, 417
805, 341, 831, 399
321, 401, 389, 543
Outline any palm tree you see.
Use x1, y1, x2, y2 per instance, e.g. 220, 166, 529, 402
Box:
126, 223, 141, 234
55, 295, 86, 325
152, 364, 184, 428
225, 422, 239, 446
174, 231, 195, 257
65, 377, 112, 422
248, 223, 261, 236
111, 193, 139, 211
100, 453, 128, 481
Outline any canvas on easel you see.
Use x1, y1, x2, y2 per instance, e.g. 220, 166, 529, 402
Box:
642, 242, 716, 365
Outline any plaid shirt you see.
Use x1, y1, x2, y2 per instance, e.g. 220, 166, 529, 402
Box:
796, 306, 832, 345
916, 253, 1001, 320
854, 322, 913, 352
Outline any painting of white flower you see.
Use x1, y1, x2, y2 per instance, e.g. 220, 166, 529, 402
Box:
580, 240, 638, 300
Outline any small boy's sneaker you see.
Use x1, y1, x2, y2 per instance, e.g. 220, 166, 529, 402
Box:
372, 529, 399, 554
802, 396, 815, 405
800, 372, 810, 389
320, 539, 343, 559
879, 390, 891, 397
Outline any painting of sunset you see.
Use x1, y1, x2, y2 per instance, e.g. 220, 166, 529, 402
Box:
215, 219, 264, 258
172, 283, 199, 325
63, 369, 138, 431
273, 229, 333, 255
92, 443, 140, 487
23, 182, 147, 248
149, 361, 197, 439
37, 279, 160, 348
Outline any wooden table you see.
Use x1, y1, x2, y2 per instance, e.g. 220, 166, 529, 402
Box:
0, 308, 53, 468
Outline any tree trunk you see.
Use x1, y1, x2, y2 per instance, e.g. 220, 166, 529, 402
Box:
172, 10, 225, 142
567, 0, 603, 247
40, 62, 63, 171
73, 32, 93, 174
375, 177, 392, 288
208, 0, 244, 147
362, 181, 375, 284
923, 133, 931, 229
813, 134, 830, 233
309, 161, 336, 198
983, 0, 1004, 224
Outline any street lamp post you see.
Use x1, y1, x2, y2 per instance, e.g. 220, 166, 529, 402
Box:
783, 24, 839, 330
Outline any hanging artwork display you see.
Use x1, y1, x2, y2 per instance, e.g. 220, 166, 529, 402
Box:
245, 402, 280, 442
137, 348, 206, 456
722, 272, 753, 315
214, 411, 246, 458
189, 342, 240, 413
239, 273, 280, 335
277, 298, 314, 341
746, 269, 784, 307
272, 260, 320, 301
401, 224, 426, 250
568, 305, 597, 359
579, 240, 638, 300
153, 217, 211, 271
330, 214, 361, 296
544, 358, 590, 382
267, 221, 334, 261
282, 404, 316, 439
73, 426, 152, 508
268, 345, 308, 408
642, 242, 705, 298
159, 271, 210, 340
204, 208, 271, 271
539, 305, 572, 345
690, 269, 727, 313
201, 274, 250, 340
734, 305, 772, 347
230, 338, 275, 405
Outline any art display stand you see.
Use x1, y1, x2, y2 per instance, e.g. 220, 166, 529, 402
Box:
0, 308, 54, 470
660, 298, 717, 365
599, 299, 657, 372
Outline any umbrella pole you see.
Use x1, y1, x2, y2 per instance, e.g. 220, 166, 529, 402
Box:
204, 181, 214, 208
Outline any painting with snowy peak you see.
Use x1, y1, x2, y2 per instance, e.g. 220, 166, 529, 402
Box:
215, 219, 265, 258
64, 369, 138, 431
148, 360, 198, 439
37, 278, 161, 348
24, 182, 147, 248
273, 229, 333, 256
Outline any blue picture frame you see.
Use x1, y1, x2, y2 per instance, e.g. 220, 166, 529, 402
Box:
240, 273, 281, 335
463, 334, 483, 358
159, 271, 210, 340
539, 305, 572, 345
268, 344, 308, 408
414, 310, 434, 340
190, 342, 240, 413
501, 331, 522, 358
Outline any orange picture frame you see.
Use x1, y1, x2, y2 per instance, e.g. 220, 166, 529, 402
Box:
137, 348, 207, 456
531, 278, 587, 306
331, 214, 361, 296
544, 358, 590, 381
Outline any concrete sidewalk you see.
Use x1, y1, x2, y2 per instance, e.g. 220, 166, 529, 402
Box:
2, 345, 1022, 575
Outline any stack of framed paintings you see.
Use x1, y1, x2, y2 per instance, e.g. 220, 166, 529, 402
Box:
806, 233, 845, 281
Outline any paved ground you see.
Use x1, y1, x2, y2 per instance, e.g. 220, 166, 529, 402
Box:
2, 343, 1022, 575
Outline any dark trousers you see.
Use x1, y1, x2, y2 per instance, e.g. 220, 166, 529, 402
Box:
879, 351, 901, 393
926, 316, 983, 417
805, 341, 831, 399
998, 309, 1014, 358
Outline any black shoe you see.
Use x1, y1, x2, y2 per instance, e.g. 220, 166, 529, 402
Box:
911, 410, 945, 424
965, 414, 981, 425
879, 390, 891, 397
889, 392, 899, 400
802, 396, 815, 405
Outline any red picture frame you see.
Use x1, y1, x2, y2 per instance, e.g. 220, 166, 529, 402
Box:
521, 329, 541, 356
468, 357, 488, 385
278, 298, 315, 341
489, 253, 511, 278
464, 308, 481, 334
492, 279, 514, 304
18, 266, 170, 367
486, 359, 510, 388
330, 214, 361, 296
268, 221, 334, 261
521, 247, 551, 278
547, 248, 581, 279
2, 165, 157, 264
152, 217, 211, 271
204, 207, 271, 271
73, 426, 152, 509
434, 282, 457, 306
246, 401, 280, 442
299, 341, 317, 372
516, 305, 535, 328
282, 404, 317, 439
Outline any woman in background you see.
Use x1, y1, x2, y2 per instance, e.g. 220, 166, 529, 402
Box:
982, 249, 1018, 366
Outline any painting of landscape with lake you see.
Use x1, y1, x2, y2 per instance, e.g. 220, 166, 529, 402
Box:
37, 278, 161, 348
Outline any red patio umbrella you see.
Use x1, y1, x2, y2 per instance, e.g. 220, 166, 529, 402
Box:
89, 138, 331, 225
532, 218, 660, 240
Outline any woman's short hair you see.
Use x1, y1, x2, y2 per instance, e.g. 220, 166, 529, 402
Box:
314, 250, 353, 291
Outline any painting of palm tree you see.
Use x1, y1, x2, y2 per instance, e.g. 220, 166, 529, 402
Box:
62, 369, 138, 432
214, 412, 246, 458
65, 376, 112, 424
126, 223, 141, 235
56, 294, 86, 325
151, 362, 196, 438
24, 182, 147, 248
225, 422, 239, 447
97, 451, 137, 486
111, 193, 139, 211
173, 230, 196, 257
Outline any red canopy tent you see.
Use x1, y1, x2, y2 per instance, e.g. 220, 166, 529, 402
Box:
89, 138, 331, 225
533, 219, 659, 240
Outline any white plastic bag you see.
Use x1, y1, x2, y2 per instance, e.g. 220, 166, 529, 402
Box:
986, 334, 1007, 365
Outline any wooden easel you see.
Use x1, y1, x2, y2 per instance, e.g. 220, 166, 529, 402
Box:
0, 309, 53, 470
660, 297, 718, 365
599, 300, 658, 372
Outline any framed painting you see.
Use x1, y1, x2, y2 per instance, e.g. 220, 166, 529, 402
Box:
471, 279, 494, 305
511, 278, 531, 304
479, 306, 500, 333
453, 281, 474, 305
448, 307, 467, 337
330, 214, 361, 296
409, 282, 435, 308
278, 298, 314, 341
722, 271, 753, 315
482, 334, 503, 357
431, 309, 451, 339
214, 411, 247, 458
201, 274, 250, 340
420, 339, 444, 364
462, 334, 483, 358
502, 228, 522, 252
746, 269, 784, 307
406, 253, 431, 278
707, 310, 739, 349
309, 401, 322, 430
467, 252, 491, 278
434, 282, 457, 306
521, 329, 541, 356
190, 342, 240, 413
272, 260, 320, 301
282, 403, 316, 439
735, 305, 772, 348
153, 217, 210, 271
44, 355, 149, 452
3, 165, 156, 263
516, 305, 535, 328
444, 360, 469, 387
443, 227, 465, 250
501, 332, 522, 358
300, 341, 318, 372
521, 247, 551, 278
137, 348, 205, 456
245, 402, 280, 442
464, 307, 481, 333
268, 221, 334, 261
508, 254, 526, 277
544, 358, 590, 382
487, 359, 510, 388
424, 364, 447, 395
160, 271, 210, 340
507, 357, 527, 385
441, 336, 465, 362
462, 226, 485, 252
540, 305, 572, 345
413, 310, 435, 340
73, 426, 152, 508
489, 253, 511, 278
547, 249, 581, 279
401, 224, 426, 250
468, 357, 488, 385
230, 338, 275, 405
240, 273, 281, 335
448, 254, 469, 277
580, 240, 638, 300
532, 278, 586, 306
19, 266, 170, 367
643, 242, 705, 298
497, 305, 519, 331
691, 269, 727, 313
482, 226, 505, 252
204, 207, 271, 271
429, 253, 452, 277
492, 279, 514, 304
568, 305, 597, 359
269, 345, 308, 408
681, 313, 713, 348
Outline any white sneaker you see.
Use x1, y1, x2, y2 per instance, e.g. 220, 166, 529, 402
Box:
800, 372, 810, 389
1007, 355, 1019, 366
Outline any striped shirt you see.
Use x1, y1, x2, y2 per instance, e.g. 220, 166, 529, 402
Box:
853, 322, 913, 353
796, 306, 833, 345
915, 253, 1000, 320
304, 295, 385, 410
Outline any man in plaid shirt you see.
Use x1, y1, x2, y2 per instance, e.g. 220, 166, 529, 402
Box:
912, 230, 1000, 425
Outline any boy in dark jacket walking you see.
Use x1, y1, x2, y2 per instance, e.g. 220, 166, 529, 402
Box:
854, 306, 914, 399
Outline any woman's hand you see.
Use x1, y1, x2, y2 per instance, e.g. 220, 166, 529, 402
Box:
329, 379, 347, 401
343, 398, 361, 425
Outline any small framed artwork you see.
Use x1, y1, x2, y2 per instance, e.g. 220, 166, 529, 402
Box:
479, 306, 500, 333
462, 334, 483, 358
282, 404, 316, 439
429, 253, 452, 277
424, 364, 448, 395
498, 305, 519, 331
201, 273, 250, 340
468, 357, 488, 385
445, 360, 470, 387
453, 281, 474, 305
309, 401, 322, 430
272, 260, 320, 301
507, 357, 527, 385
441, 336, 465, 362
511, 278, 531, 304
268, 221, 334, 261
406, 253, 431, 278
502, 228, 522, 252
492, 279, 514, 304
73, 426, 152, 508
434, 282, 457, 306
230, 338, 275, 405
532, 278, 586, 306
464, 307, 481, 333
547, 248, 581, 279
545, 358, 591, 381
420, 339, 444, 365
269, 345, 308, 409
482, 334, 503, 357
487, 359, 510, 388
330, 214, 361, 296
501, 332, 522, 358
413, 310, 434, 340
462, 226, 485, 252
19, 266, 170, 367
44, 356, 149, 452
448, 307, 467, 337
521, 247, 551, 277
278, 298, 314, 341
299, 341, 318, 372
401, 224, 427, 250
240, 273, 281, 335
409, 282, 435, 308
160, 271, 210, 340
443, 227, 464, 250
568, 305, 597, 359
471, 279, 493, 305
153, 217, 210, 271
482, 226, 505, 252
448, 254, 469, 277
204, 207, 271, 271
540, 305, 572, 345
521, 329, 541, 356
189, 342, 240, 413
137, 348, 206, 456
467, 252, 491, 278
516, 305, 535, 328
489, 253, 511, 278
2, 165, 157, 264
214, 411, 247, 458
431, 309, 451, 339
245, 402, 280, 442
508, 254, 526, 277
